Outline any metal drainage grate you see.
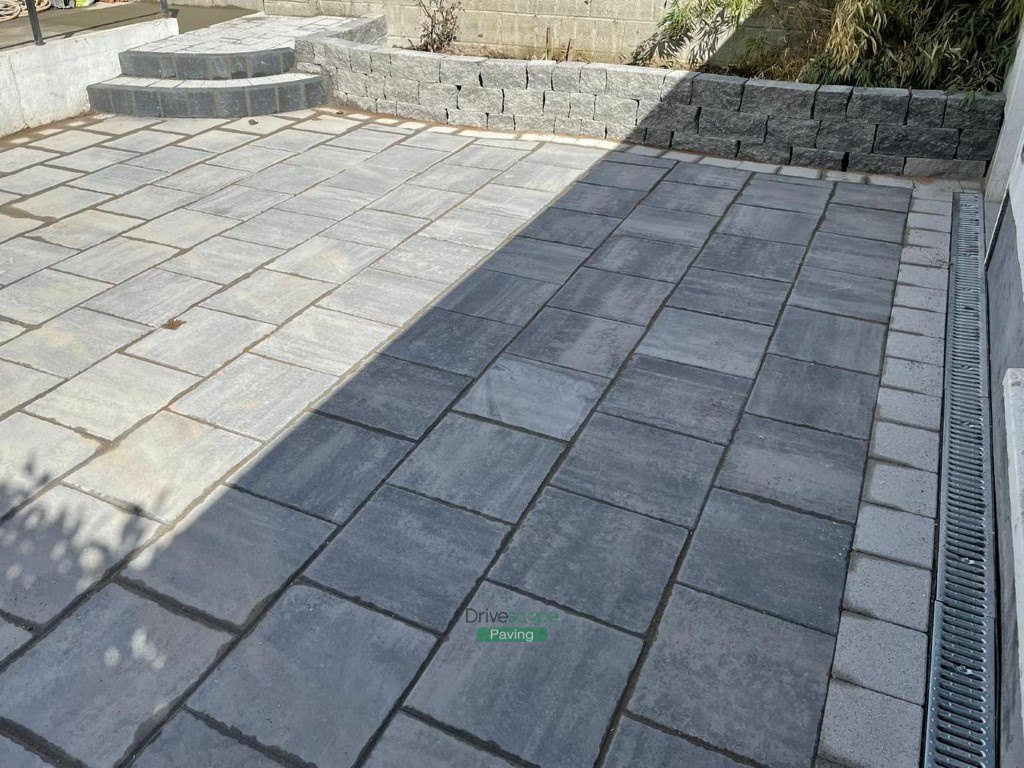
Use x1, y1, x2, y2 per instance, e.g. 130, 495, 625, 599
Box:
924, 192, 998, 768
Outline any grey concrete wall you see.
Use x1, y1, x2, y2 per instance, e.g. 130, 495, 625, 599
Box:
0, 18, 178, 138
302, 38, 1006, 178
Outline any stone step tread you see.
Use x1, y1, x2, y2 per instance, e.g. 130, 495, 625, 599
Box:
98, 72, 317, 89
119, 48, 296, 80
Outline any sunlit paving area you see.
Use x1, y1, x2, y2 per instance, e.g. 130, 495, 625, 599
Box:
0, 106, 957, 768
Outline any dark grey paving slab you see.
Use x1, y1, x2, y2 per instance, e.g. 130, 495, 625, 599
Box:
680, 489, 851, 633
550, 267, 673, 325
771, 306, 886, 375
319, 355, 469, 439
583, 160, 667, 190
305, 485, 506, 631
0, 585, 230, 768
484, 237, 591, 284
0, 619, 30, 664
630, 586, 833, 768
747, 354, 879, 439
806, 231, 902, 280
616, 205, 718, 247
0, 736, 49, 768
391, 413, 563, 523
694, 233, 805, 282
553, 182, 645, 217
790, 266, 894, 323
586, 235, 698, 282
385, 308, 518, 377
457, 355, 607, 440
190, 585, 434, 768
553, 412, 721, 527
125, 487, 331, 627
407, 581, 642, 768
493, 487, 685, 632
832, 182, 911, 212
820, 203, 906, 243
232, 414, 410, 524
738, 177, 830, 212
605, 717, 747, 768
668, 268, 789, 325
519, 207, 621, 249
600, 354, 749, 443
718, 414, 867, 523
509, 307, 643, 378
642, 180, 738, 216
134, 711, 281, 768
639, 308, 771, 378
717, 204, 819, 246
664, 162, 749, 189
438, 269, 557, 326
365, 713, 516, 768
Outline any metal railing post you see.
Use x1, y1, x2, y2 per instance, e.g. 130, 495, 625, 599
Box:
24, 0, 44, 45
159, 0, 169, 18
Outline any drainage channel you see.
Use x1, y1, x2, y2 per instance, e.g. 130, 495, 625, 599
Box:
923, 192, 998, 768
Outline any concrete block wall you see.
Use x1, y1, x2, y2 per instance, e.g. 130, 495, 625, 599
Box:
304, 38, 1006, 178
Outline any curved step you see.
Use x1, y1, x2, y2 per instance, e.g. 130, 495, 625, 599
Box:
87, 73, 327, 118
119, 48, 296, 80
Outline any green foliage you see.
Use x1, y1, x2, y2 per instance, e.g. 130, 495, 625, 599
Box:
417, 0, 462, 53
631, 0, 761, 66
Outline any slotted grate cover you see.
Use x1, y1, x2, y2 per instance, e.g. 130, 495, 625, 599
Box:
924, 192, 997, 768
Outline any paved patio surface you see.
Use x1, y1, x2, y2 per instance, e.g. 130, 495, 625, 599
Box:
0, 108, 957, 768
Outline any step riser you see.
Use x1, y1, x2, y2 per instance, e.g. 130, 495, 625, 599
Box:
88, 77, 327, 118
119, 49, 296, 80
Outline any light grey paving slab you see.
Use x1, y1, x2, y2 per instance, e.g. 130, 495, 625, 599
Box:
0, 584, 230, 768
268, 236, 383, 284
27, 354, 197, 440
33, 209, 142, 249
320, 268, 443, 326
492, 161, 585, 194
408, 581, 641, 768
32, 129, 110, 153
254, 306, 393, 375
791, 266, 894, 323
0, 165, 80, 196
680, 489, 850, 633
100, 185, 201, 220
718, 414, 867, 523
718, 204, 819, 246
863, 460, 937, 518
329, 127, 404, 153
876, 386, 942, 431
126, 486, 331, 627
447, 144, 527, 171
0, 485, 159, 625
156, 162, 250, 195
882, 357, 943, 397
694, 233, 805, 282
439, 269, 556, 326
526, 142, 608, 169
127, 306, 273, 375
630, 586, 834, 768
179, 128, 256, 154
554, 412, 721, 528
844, 552, 931, 631
0, 146, 57, 173
0, 237, 77, 287
190, 585, 433, 768
639, 308, 770, 378
307, 485, 505, 631
56, 237, 177, 283
416, 206, 523, 250
371, 184, 466, 219
162, 237, 283, 285
0, 214, 41, 243
391, 413, 562, 522
771, 306, 886, 375
0, 360, 59, 415
494, 487, 685, 632
0, 412, 98, 518
13, 186, 109, 219
202, 269, 331, 324
284, 144, 373, 173
67, 411, 257, 524
128, 146, 213, 173
127, 208, 235, 249
669, 268, 788, 325
600, 354, 748, 443
833, 613, 928, 704
365, 713, 516, 768
605, 717, 746, 768
385, 307, 518, 377
368, 144, 449, 171
820, 203, 907, 244
376, 235, 490, 283
275, 184, 366, 221
0, 269, 108, 325
327, 162, 418, 196
806, 232, 902, 281
870, 420, 940, 471
239, 162, 335, 194
209, 144, 294, 172
86, 268, 220, 326
173, 354, 335, 440
228, 209, 335, 250
0, 736, 48, 768
551, 267, 672, 326
410, 162, 500, 193
818, 681, 922, 768
0, 321, 21, 344
0, 618, 30, 663
133, 712, 281, 768
70, 163, 168, 195
890, 305, 946, 338
187, 184, 291, 220
103, 129, 178, 153
855, 503, 935, 569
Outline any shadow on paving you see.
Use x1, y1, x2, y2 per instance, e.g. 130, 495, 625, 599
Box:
0, 116, 912, 768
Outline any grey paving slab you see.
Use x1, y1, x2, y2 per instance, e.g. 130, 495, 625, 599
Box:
0, 619, 30, 663
385, 307, 518, 377
605, 717, 746, 768
447, 144, 527, 170
890, 305, 946, 338
255, 306, 393, 375
882, 357, 944, 397
32, 129, 106, 152
179, 128, 257, 154
600, 354, 748, 443
326, 163, 414, 198
516, 207, 621, 251
188, 184, 291, 220
791, 266, 895, 323
718, 414, 867, 523
162, 237, 283, 285
818, 681, 922, 768
552, 182, 645, 218
273, 186, 368, 223
832, 182, 911, 212
771, 306, 886, 375
190, 585, 433, 768
126, 486, 331, 627
747, 354, 879, 438
583, 160, 667, 191
253, 129, 330, 153
0, 584, 230, 768
0, 213, 41, 243
669, 268, 789, 325
173, 354, 334, 440
408, 581, 641, 768
616, 204, 718, 247
493, 487, 685, 632
457, 355, 606, 440
329, 127, 404, 153
128, 146, 213, 173
227, 209, 334, 250
0, 146, 58, 173
307, 485, 505, 631
70, 163, 168, 195
133, 712, 281, 768
33, 209, 141, 250
863, 460, 938, 518
239, 162, 335, 195
718, 204, 819, 246
320, 268, 443, 326
551, 267, 672, 325
104, 129, 178, 153
368, 144, 449, 171
665, 162, 750, 189
156, 162, 250, 194
27, 354, 197, 440
0, 485, 159, 625
57, 237, 177, 284
694, 233, 805, 282
371, 184, 466, 220
0, 360, 59, 415
680, 489, 850, 633
419, 208, 523, 250
820, 203, 907, 244
365, 713, 516, 768
508, 306, 643, 378
643, 180, 738, 216
391, 413, 562, 522
13, 186, 110, 219
484, 236, 591, 284
410, 162, 500, 193
870, 420, 940, 471
738, 177, 831, 212
284, 144, 373, 173
587, 235, 697, 282
0, 165, 81, 196
324, 209, 428, 249
202, 269, 331, 324
376, 235, 489, 283
833, 613, 928, 704
855, 503, 935, 569
128, 209, 236, 249
554, 412, 721, 528
0, 269, 108, 326
439, 269, 556, 326
100, 185, 201, 220
0, 321, 20, 344
844, 552, 931, 631
806, 232, 902, 280
630, 586, 833, 768
876, 386, 942, 431
0, 238, 76, 287
232, 414, 410, 523
0, 736, 49, 768
639, 308, 771, 378
86, 268, 220, 326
